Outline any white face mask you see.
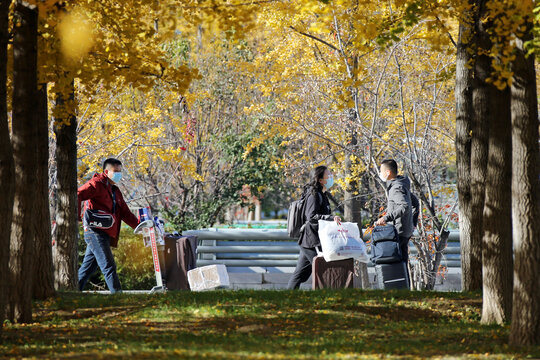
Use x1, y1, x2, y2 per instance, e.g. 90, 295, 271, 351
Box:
379, 171, 388, 182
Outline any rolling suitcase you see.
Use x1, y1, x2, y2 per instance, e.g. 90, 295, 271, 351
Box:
375, 262, 409, 290
163, 234, 197, 290
312, 256, 361, 289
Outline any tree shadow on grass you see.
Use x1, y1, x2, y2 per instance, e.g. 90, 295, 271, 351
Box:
33, 306, 140, 322
3, 308, 535, 359
4, 290, 536, 359
341, 304, 444, 321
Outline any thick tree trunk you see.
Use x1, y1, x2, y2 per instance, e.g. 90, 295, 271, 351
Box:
468, 119, 488, 284
9, 1, 38, 323
481, 83, 513, 324
455, 19, 478, 291
33, 83, 55, 299
469, 37, 490, 297
53, 80, 79, 290
0, 0, 14, 333
509, 32, 540, 345
472, 1, 514, 325
468, 0, 492, 299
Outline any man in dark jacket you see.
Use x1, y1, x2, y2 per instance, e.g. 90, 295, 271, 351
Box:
77, 158, 139, 293
375, 159, 414, 262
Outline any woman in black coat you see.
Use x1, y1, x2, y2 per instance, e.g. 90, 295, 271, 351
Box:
287, 165, 341, 289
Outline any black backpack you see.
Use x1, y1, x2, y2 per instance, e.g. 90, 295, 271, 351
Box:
287, 194, 307, 238
410, 192, 420, 228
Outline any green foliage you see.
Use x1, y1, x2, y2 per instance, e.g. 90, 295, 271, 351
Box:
525, 4, 540, 56
163, 37, 192, 66
163, 201, 225, 233
113, 230, 156, 290
375, 0, 423, 46
4, 290, 538, 358
260, 183, 295, 220
163, 129, 283, 231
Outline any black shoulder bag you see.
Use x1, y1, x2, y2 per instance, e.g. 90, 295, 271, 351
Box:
370, 225, 403, 264
83, 190, 116, 230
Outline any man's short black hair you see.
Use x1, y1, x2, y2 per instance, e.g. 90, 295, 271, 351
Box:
103, 158, 122, 170
381, 159, 398, 175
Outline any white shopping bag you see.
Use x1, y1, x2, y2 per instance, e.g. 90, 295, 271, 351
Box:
318, 220, 370, 263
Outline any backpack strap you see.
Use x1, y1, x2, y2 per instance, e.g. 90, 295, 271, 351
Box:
111, 188, 117, 214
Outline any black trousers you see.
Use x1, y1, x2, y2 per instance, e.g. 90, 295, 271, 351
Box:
287, 246, 318, 289
399, 236, 410, 263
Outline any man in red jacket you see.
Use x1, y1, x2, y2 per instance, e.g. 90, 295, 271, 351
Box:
77, 158, 139, 293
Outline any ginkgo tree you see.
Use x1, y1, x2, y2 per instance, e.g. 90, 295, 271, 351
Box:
74, 28, 284, 231
44, 0, 263, 292
387, 0, 538, 341
1, 0, 539, 347
240, 0, 540, 342
243, 0, 458, 289
2, 0, 263, 324
39, 0, 198, 292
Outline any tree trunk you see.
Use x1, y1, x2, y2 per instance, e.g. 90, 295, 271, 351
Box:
344, 183, 369, 288
53, 80, 79, 290
471, 1, 514, 325
343, 135, 369, 288
343, 186, 361, 224
33, 83, 55, 299
455, 13, 479, 291
343, 156, 361, 225
509, 30, 540, 346
0, 0, 14, 333
9, 1, 38, 323
481, 83, 513, 324
469, 35, 490, 297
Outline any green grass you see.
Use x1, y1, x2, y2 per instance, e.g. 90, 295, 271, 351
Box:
1, 290, 538, 359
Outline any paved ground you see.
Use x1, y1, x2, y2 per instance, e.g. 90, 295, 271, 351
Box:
85, 268, 461, 294
227, 267, 461, 291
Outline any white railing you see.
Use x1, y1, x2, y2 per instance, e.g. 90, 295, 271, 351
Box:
182, 228, 461, 270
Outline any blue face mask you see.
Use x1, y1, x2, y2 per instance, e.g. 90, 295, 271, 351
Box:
111, 172, 122, 183
325, 176, 334, 189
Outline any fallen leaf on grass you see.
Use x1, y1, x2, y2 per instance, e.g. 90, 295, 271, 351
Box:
236, 324, 269, 333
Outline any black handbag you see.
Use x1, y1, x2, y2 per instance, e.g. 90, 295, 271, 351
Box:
82, 190, 117, 230
83, 209, 115, 230
370, 225, 402, 264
